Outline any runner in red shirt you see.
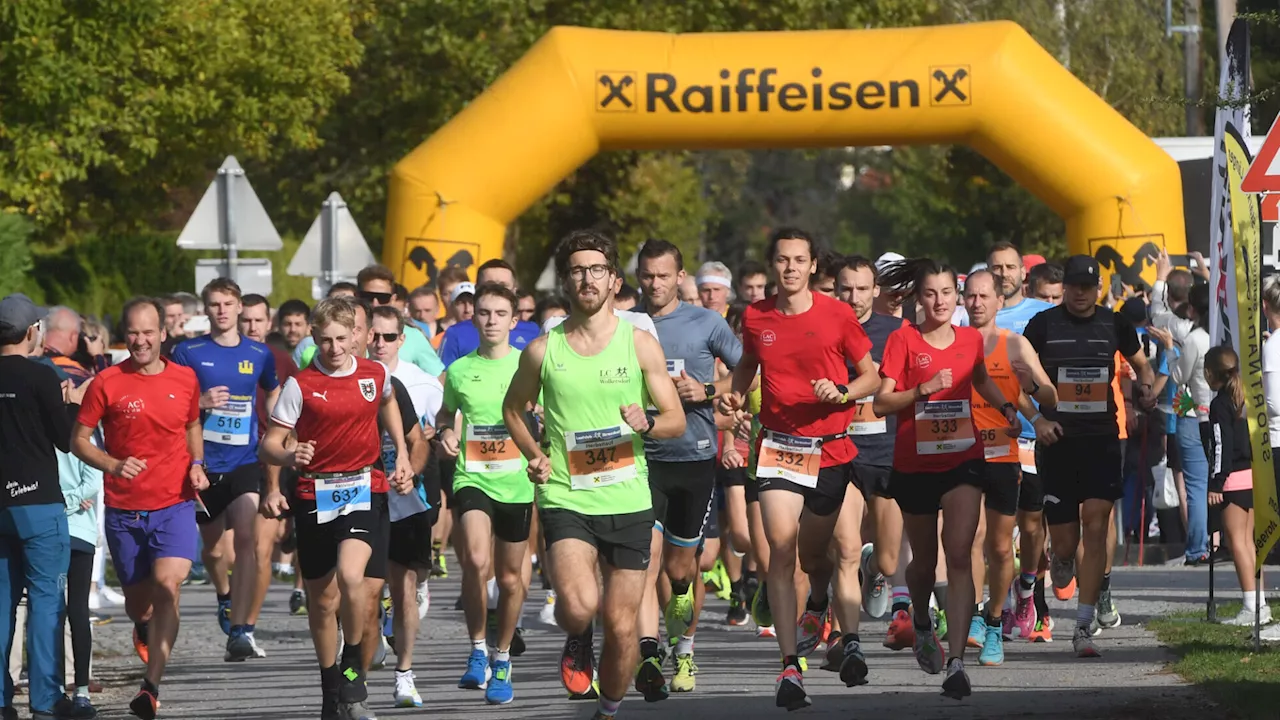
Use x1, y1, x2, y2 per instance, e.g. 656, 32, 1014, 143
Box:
720, 228, 879, 711
259, 297, 415, 720
72, 296, 209, 719
873, 259, 1019, 701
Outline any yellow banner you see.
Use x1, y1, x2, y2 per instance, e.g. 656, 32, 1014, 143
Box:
1224, 126, 1280, 567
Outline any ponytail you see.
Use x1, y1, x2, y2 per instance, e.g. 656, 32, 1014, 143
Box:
876, 257, 958, 298
1205, 345, 1245, 417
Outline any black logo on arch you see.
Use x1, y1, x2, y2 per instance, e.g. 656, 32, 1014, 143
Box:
597, 72, 638, 112
929, 66, 971, 106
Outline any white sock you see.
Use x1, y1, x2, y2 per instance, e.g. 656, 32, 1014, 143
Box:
494, 649, 511, 662
471, 639, 487, 654
675, 634, 694, 657
1244, 591, 1258, 612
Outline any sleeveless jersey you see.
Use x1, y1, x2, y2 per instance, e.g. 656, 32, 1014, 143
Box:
972, 330, 1019, 463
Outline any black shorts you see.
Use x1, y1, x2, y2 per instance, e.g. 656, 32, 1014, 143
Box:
452, 486, 533, 544
539, 507, 653, 571
1224, 489, 1254, 510
1040, 435, 1124, 525
889, 460, 985, 516
717, 465, 748, 487
649, 459, 716, 547
438, 452, 457, 503
420, 445, 442, 513
389, 510, 436, 569
745, 478, 759, 504
197, 463, 262, 524
757, 464, 856, 517
293, 492, 389, 581
1018, 470, 1045, 512
982, 462, 1020, 517
852, 462, 892, 500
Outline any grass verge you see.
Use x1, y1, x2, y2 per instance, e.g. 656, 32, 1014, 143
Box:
1148, 604, 1280, 720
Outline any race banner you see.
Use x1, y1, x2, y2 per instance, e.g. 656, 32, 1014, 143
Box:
1208, 19, 1251, 353
1223, 125, 1280, 567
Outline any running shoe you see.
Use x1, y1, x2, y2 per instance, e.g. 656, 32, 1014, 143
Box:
485, 658, 514, 705
132, 624, 149, 665
774, 665, 810, 711
1050, 556, 1076, 600
433, 549, 449, 578
370, 635, 390, 671
664, 582, 696, 641
756, 625, 776, 639
245, 631, 267, 658
289, 589, 307, 615
225, 629, 255, 662
540, 592, 559, 627
839, 637, 869, 687
393, 671, 423, 708
511, 627, 527, 657
635, 655, 669, 702
61, 695, 97, 720
1028, 616, 1053, 643
941, 657, 971, 700
339, 701, 376, 720
727, 583, 749, 626
1224, 605, 1272, 626
459, 649, 491, 689
820, 607, 835, 647
796, 601, 826, 657
966, 614, 986, 649
1096, 588, 1121, 629
1260, 622, 1280, 642
1072, 624, 1100, 658
671, 653, 697, 693
978, 623, 1004, 666
820, 631, 844, 671
883, 609, 915, 651
560, 633, 596, 698
752, 581, 773, 628
936, 609, 949, 641
128, 688, 159, 720
217, 596, 232, 635
912, 613, 945, 675
416, 580, 430, 619
1012, 593, 1037, 639
860, 544, 889, 619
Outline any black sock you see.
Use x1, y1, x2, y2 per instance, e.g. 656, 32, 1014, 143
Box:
670, 579, 691, 596
320, 664, 341, 695
640, 636, 660, 659
986, 611, 1001, 627
782, 654, 801, 671
1034, 576, 1050, 618
217, 592, 231, 603
744, 569, 757, 585
135, 622, 149, 645
340, 643, 363, 674
844, 632, 860, 644
806, 593, 829, 613
933, 582, 948, 610
141, 678, 159, 698
1101, 572, 1112, 593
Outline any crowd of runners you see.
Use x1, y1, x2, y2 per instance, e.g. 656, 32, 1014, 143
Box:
6, 226, 1243, 720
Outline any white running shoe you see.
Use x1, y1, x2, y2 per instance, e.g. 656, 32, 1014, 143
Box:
1260, 622, 1280, 642
246, 631, 267, 658
417, 580, 430, 620
1224, 605, 1272, 627
88, 591, 102, 611
394, 670, 424, 708
539, 592, 558, 627
99, 586, 126, 607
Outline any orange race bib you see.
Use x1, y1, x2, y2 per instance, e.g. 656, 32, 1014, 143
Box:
979, 426, 1011, 459
1056, 367, 1108, 413
848, 396, 886, 436
464, 424, 522, 474
1017, 438, 1037, 474
914, 400, 975, 456
565, 426, 637, 490
756, 430, 822, 488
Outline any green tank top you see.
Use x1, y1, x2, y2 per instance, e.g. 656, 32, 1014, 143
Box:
444, 349, 532, 505
538, 320, 651, 516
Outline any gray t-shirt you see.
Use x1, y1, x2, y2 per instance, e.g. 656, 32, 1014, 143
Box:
645, 302, 742, 462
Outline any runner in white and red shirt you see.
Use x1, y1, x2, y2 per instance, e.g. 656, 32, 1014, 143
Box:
873, 258, 1019, 701
720, 228, 879, 711
259, 297, 414, 720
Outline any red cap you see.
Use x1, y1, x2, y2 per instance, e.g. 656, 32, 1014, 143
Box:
1023, 254, 1047, 271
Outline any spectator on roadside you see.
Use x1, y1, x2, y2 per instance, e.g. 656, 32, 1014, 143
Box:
59, 433, 102, 717
72, 318, 111, 375
42, 307, 92, 387
1262, 278, 1280, 535
0, 293, 83, 720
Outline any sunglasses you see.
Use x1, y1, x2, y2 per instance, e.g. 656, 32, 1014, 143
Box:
373, 332, 400, 343
82, 335, 99, 342
359, 290, 394, 304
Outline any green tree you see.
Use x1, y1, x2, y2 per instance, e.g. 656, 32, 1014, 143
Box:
0, 214, 35, 297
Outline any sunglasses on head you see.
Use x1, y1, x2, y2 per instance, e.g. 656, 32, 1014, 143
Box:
373, 332, 400, 343
359, 290, 394, 304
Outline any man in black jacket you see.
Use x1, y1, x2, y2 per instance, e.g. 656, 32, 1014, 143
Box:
0, 293, 83, 720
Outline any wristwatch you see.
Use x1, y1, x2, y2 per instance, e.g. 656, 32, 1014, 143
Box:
704, 383, 716, 400
1001, 402, 1016, 415
1025, 380, 1040, 396
836, 384, 850, 404
642, 414, 656, 435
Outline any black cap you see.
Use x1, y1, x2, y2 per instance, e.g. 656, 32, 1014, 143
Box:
1063, 255, 1100, 286
1118, 298, 1148, 326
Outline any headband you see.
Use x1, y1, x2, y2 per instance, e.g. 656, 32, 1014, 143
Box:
696, 275, 732, 289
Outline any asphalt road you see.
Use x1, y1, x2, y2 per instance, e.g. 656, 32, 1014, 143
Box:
77, 560, 1277, 720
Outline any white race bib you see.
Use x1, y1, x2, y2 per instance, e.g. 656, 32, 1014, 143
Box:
756, 430, 822, 489
203, 400, 253, 447
314, 471, 372, 525
465, 424, 523, 474
914, 400, 975, 456
565, 426, 637, 490
1056, 367, 1108, 413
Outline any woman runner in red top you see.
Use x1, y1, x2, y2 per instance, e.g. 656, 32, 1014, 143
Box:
873, 259, 1018, 701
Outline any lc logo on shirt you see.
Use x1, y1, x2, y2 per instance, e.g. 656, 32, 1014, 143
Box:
238, 360, 254, 375
915, 353, 933, 368
599, 367, 630, 384
760, 330, 777, 347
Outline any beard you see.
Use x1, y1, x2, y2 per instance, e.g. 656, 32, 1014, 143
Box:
571, 285, 610, 316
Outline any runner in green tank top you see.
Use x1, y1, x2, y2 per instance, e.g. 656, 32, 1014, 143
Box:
503, 231, 684, 720
437, 284, 532, 704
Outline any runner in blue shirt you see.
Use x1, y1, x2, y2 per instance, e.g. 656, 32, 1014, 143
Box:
438, 260, 540, 368
170, 278, 279, 661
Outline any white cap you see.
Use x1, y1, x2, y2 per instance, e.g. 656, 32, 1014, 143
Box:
874, 251, 905, 272
969, 261, 988, 274
449, 282, 476, 304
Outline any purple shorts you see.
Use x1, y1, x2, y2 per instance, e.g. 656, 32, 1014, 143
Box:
104, 500, 199, 586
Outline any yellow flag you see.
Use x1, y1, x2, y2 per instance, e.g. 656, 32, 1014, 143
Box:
1224, 125, 1280, 567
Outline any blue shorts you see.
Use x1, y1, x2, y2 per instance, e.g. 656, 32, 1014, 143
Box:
104, 501, 199, 586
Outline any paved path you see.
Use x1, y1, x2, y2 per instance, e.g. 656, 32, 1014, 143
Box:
79, 560, 1277, 720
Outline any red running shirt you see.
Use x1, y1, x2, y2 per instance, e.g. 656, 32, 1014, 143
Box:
743, 293, 872, 467
77, 359, 200, 511
271, 356, 391, 499
880, 324, 986, 473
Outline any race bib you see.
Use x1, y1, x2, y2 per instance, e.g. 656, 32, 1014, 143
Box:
1017, 438, 1037, 474
979, 426, 1011, 459
666, 358, 685, 378
565, 426, 637, 490
314, 470, 372, 525
914, 400, 975, 455
203, 400, 253, 447
465, 424, 522, 474
756, 430, 822, 489
1056, 367, 1108, 413
848, 396, 886, 436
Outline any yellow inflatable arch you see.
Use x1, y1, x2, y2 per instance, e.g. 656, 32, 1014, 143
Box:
385, 21, 1184, 290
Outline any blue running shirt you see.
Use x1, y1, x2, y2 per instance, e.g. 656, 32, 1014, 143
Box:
994, 298, 1053, 441
172, 335, 280, 473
